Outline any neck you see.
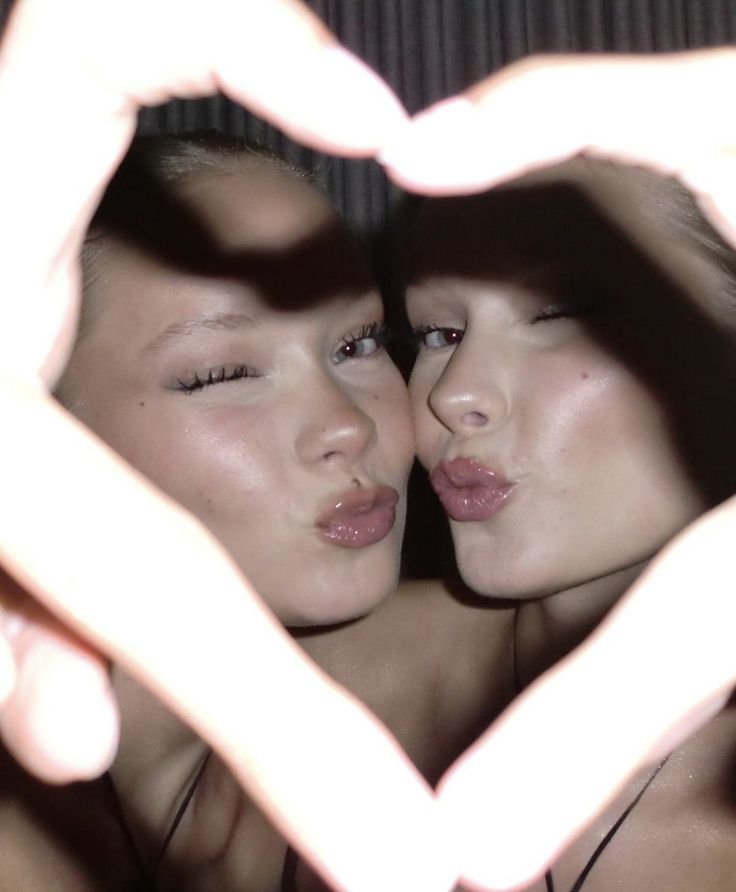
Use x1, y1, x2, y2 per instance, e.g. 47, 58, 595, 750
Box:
289, 615, 366, 677
514, 561, 648, 690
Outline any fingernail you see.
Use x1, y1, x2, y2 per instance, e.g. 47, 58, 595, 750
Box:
309, 46, 408, 152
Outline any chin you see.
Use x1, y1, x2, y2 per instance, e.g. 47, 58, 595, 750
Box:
457, 566, 544, 601
455, 537, 653, 602
279, 573, 399, 629
452, 538, 568, 601
284, 598, 389, 630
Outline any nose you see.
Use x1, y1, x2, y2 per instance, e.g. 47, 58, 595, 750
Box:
427, 345, 510, 436
295, 379, 375, 469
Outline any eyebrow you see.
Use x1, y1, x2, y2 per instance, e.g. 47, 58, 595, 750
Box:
143, 312, 258, 354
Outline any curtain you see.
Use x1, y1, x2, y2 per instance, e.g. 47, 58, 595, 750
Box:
2, 0, 734, 230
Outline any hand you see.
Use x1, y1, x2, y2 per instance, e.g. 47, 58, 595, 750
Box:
382, 50, 736, 247
381, 51, 736, 890
0, 3, 458, 891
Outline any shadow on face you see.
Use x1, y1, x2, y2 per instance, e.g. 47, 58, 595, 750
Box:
405, 161, 736, 511
82, 158, 373, 318
59, 155, 414, 627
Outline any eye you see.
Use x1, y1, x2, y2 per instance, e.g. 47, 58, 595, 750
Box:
176, 364, 260, 394
530, 304, 578, 324
334, 322, 390, 364
413, 325, 464, 349
530, 297, 604, 324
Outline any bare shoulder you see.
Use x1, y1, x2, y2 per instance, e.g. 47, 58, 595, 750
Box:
551, 703, 736, 892
110, 667, 209, 871
110, 669, 289, 891
156, 750, 290, 892
308, 579, 517, 784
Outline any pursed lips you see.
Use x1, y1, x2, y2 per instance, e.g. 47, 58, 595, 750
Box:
429, 457, 514, 521
315, 485, 399, 548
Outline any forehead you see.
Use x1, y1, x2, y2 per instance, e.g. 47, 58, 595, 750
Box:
407, 171, 634, 287
406, 162, 734, 320
86, 163, 374, 323
177, 164, 336, 252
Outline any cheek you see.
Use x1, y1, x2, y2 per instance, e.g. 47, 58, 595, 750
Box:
95, 403, 284, 520
529, 353, 700, 518
524, 360, 618, 466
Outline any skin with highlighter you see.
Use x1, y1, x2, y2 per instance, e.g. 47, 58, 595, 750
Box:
0, 134, 503, 892
405, 160, 736, 891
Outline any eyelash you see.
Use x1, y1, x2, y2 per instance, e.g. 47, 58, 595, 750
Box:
175, 321, 389, 393
334, 321, 390, 363
530, 305, 578, 323
413, 306, 583, 350
176, 364, 259, 394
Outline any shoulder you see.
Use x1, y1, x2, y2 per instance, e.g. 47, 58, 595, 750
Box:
110, 667, 209, 871
156, 750, 290, 892
111, 669, 290, 891
322, 579, 518, 782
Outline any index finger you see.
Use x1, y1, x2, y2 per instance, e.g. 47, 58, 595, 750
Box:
380, 51, 736, 245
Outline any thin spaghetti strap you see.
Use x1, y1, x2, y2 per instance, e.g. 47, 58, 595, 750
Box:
512, 602, 523, 693
154, 747, 213, 874
101, 771, 156, 889
568, 756, 670, 892
512, 604, 669, 892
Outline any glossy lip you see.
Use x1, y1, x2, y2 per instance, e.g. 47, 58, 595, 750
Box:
429, 458, 514, 522
316, 485, 399, 548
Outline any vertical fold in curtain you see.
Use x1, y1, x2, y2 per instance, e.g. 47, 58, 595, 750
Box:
1, 0, 734, 227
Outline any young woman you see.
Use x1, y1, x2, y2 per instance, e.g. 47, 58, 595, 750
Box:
19, 132, 500, 892
405, 159, 736, 892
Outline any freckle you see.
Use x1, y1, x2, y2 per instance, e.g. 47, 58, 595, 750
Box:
139, 401, 146, 407
581, 372, 589, 380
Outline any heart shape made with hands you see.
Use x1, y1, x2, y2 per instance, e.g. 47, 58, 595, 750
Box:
3, 2, 736, 891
